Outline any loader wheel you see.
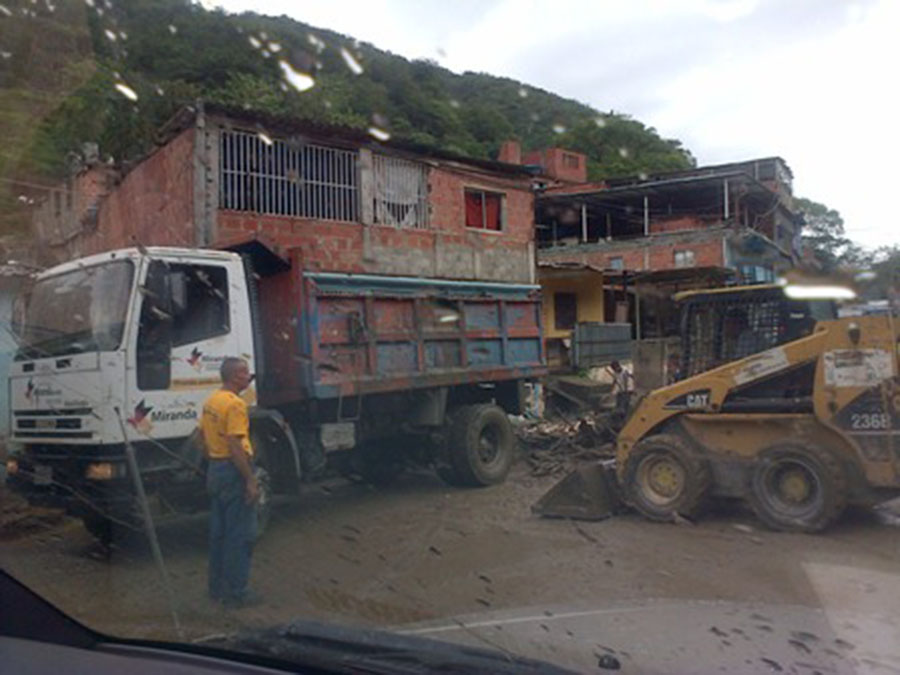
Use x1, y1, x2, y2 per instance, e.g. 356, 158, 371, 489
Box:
249, 429, 278, 538
445, 404, 515, 487
748, 442, 847, 533
622, 434, 711, 522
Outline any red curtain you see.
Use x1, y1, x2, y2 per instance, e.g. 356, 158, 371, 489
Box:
484, 192, 501, 230
465, 191, 483, 228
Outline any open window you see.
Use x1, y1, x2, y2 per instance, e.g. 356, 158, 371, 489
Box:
465, 189, 503, 231
554, 292, 577, 331
136, 262, 230, 391
373, 154, 428, 228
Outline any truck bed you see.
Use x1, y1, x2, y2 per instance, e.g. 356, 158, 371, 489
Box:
258, 268, 545, 403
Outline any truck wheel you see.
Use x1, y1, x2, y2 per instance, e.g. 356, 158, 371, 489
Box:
82, 514, 114, 546
250, 430, 278, 538
622, 433, 711, 522
748, 442, 847, 533
446, 404, 516, 487
253, 465, 273, 538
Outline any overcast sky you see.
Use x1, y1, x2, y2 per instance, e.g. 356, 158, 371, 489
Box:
209, 0, 897, 249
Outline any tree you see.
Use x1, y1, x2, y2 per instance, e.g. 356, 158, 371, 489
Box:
795, 197, 869, 272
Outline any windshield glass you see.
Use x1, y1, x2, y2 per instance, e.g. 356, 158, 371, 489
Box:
1, 2, 899, 674
16, 260, 134, 359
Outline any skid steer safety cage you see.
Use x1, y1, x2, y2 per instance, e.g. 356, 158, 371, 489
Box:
678, 287, 832, 380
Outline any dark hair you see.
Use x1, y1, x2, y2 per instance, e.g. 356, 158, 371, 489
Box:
220, 357, 247, 383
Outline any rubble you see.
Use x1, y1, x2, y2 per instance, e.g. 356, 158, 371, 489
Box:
0, 489, 64, 541
515, 412, 616, 477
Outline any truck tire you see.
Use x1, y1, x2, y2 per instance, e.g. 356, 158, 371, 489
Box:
445, 404, 516, 487
82, 514, 114, 547
748, 442, 847, 533
249, 430, 277, 538
622, 433, 711, 522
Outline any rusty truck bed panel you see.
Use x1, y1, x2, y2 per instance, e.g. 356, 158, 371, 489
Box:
258, 266, 546, 403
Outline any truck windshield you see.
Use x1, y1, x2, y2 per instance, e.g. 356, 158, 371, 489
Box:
15, 260, 135, 360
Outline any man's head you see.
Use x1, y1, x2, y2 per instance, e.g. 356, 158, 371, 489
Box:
220, 357, 252, 393
609, 360, 622, 373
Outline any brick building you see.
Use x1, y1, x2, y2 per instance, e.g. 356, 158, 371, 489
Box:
32, 104, 538, 284
534, 157, 800, 284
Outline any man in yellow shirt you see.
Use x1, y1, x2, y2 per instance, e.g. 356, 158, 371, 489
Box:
200, 357, 260, 608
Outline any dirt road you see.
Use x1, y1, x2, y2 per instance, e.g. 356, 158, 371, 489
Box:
2, 466, 899, 672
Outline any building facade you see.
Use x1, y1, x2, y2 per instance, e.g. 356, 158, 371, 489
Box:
32, 104, 538, 285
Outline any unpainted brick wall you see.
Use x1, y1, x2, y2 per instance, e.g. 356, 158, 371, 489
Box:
539, 236, 725, 272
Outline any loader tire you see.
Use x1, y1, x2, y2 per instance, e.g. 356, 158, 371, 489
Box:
445, 404, 515, 487
249, 429, 278, 539
622, 433, 711, 522
748, 442, 847, 533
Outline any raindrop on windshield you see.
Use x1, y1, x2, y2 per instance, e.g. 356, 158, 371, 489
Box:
553, 124, 566, 134
368, 126, 390, 142
279, 59, 315, 92
449, 99, 460, 108
257, 131, 273, 146
261, 49, 270, 58
518, 87, 528, 98
618, 147, 630, 158
167, 24, 177, 34
248, 35, 261, 49
118, 30, 127, 40
104, 28, 117, 41
595, 117, 607, 128
268, 42, 282, 53
0, 4, 12, 16
114, 82, 138, 101
307, 33, 325, 53
154, 85, 165, 96
0, 51, 11, 59
638, 172, 648, 180
83, 0, 93, 6
340, 47, 364, 75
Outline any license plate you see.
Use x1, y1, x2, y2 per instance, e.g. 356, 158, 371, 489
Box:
35, 419, 55, 430
33, 464, 52, 486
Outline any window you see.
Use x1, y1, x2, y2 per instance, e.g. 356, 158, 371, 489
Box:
674, 249, 695, 268
171, 265, 230, 347
608, 257, 624, 270
562, 152, 580, 169
373, 154, 428, 228
465, 189, 503, 230
554, 292, 577, 330
220, 129, 359, 221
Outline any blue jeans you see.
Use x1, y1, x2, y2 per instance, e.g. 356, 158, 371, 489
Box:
207, 461, 257, 602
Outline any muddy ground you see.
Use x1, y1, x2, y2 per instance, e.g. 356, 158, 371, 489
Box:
2, 464, 899, 672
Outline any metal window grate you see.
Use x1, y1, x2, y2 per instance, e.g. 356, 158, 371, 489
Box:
219, 129, 359, 222
373, 154, 428, 228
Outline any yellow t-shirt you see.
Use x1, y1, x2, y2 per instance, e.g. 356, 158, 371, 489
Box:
201, 389, 253, 459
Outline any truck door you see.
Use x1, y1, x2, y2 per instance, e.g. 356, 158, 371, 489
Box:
126, 258, 247, 444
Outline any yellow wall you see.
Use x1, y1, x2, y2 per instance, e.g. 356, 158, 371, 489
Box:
540, 274, 606, 339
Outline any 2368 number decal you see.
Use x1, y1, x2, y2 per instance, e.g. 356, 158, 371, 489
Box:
850, 413, 890, 430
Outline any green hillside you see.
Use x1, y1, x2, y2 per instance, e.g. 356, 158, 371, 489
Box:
2, 0, 696, 235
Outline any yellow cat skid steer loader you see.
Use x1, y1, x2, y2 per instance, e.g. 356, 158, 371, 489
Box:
534, 284, 900, 532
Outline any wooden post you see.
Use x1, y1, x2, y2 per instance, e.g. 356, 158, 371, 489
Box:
643, 196, 649, 236
581, 203, 588, 242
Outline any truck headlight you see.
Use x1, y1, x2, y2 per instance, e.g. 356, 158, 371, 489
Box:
85, 462, 122, 480
6, 459, 18, 476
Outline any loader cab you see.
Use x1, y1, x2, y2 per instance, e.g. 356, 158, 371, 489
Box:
675, 285, 836, 380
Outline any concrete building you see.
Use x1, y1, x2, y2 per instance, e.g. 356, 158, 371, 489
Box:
534, 157, 800, 284
32, 104, 539, 285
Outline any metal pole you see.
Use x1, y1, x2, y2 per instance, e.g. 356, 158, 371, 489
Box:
581, 203, 588, 242
643, 196, 649, 236
115, 408, 184, 639
723, 179, 730, 221
605, 212, 612, 241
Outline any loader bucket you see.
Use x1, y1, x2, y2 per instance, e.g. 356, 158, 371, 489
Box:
531, 460, 624, 521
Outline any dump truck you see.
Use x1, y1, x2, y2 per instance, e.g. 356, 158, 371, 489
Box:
535, 283, 900, 532
6, 244, 546, 539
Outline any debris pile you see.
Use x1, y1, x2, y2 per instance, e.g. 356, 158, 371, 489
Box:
0, 489, 64, 540
516, 413, 616, 477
